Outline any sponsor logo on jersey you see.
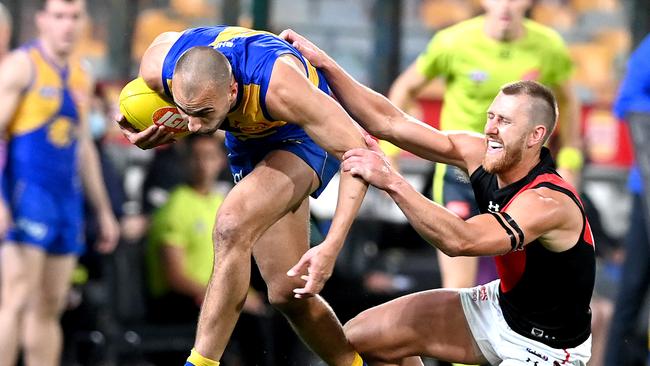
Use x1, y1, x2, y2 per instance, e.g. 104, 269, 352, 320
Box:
16, 217, 48, 240
194, 219, 207, 233
152, 107, 187, 132
525, 347, 549, 361
39, 86, 59, 98
48, 117, 75, 147
469, 70, 488, 83
471, 285, 489, 302
214, 41, 234, 48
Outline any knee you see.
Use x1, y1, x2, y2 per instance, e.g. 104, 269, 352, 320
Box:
212, 211, 253, 254
344, 311, 386, 360
266, 283, 297, 312
343, 313, 366, 349
29, 292, 67, 319
266, 276, 311, 314
0, 281, 33, 316
0, 295, 29, 317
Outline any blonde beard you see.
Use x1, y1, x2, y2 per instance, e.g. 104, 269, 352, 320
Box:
483, 142, 524, 174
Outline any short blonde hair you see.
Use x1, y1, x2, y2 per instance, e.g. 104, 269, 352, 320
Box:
501, 80, 558, 144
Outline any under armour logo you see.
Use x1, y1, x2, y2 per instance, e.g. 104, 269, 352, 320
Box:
488, 201, 500, 212
531, 327, 544, 337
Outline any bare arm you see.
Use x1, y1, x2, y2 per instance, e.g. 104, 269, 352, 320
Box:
280, 29, 486, 174
387, 179, 583, 256
342, 141, 584, 256
554, 80, 583, 186
0, 51, 32, 236
160, 245, 206, 304
264, 56, 368, 296
139, 31, 181, 95
78, 76, 120, 253
266, 57, 367, 248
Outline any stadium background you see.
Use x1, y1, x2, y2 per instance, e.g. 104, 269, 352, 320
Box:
0, 0, 648, 365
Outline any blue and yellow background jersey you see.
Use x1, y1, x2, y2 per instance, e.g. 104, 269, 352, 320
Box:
6, 41, 90, 192
162, 26, 330, 139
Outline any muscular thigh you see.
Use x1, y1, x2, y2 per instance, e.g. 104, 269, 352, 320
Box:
344, 289, 486, 364
28, 255, 77, 313
1, 244, 46, 304
216, 149, 319, 244
225, 125, 339, 199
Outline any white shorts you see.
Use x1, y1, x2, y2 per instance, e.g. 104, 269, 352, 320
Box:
459, 280, 592, 366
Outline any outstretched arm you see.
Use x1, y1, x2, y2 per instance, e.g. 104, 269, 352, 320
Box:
265, 56, 368, 297
280, 29, 485, 174
343, 138, 584, 256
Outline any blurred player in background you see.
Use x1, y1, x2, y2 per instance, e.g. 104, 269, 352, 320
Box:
387, 0, 582, 290
0, 2, 12, 174
0, 2, 11, 59
0, 1, 119, 365
117, 26, 369, 366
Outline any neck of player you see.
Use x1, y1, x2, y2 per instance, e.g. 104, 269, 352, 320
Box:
497, 154, 541, 188
39, 38, 70, 67
484, 20, 525, 42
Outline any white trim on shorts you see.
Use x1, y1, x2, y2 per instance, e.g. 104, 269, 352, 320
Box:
459, 280, 592, 365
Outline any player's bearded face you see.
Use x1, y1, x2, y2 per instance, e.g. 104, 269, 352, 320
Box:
483, 133, 526, 174
483, 94, 528, 174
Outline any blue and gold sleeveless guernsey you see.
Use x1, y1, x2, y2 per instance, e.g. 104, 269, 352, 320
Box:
161, 26, 339, 197
3, 41, 89, 255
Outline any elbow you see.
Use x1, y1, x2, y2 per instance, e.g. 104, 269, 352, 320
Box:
438, 238, 472, 257
365, 113, 400, 141
439, 245, 461, 257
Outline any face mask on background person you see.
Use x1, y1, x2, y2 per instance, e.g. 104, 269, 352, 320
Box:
89, 109, 107, 139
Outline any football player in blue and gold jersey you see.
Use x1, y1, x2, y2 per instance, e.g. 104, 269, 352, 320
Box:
118, 27, 369, 366
0, 1, 119, 365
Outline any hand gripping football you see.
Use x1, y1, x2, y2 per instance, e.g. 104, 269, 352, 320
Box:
118, 77, 190, 137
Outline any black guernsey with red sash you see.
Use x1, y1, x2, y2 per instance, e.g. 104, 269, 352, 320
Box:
470, 147, 595, 349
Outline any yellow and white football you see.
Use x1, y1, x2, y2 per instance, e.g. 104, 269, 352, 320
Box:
118, 77, 190, 137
